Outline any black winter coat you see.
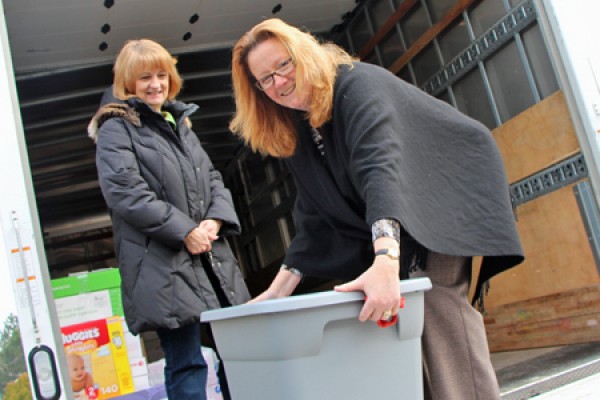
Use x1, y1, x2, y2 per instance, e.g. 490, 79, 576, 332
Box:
90, 97, 250, 334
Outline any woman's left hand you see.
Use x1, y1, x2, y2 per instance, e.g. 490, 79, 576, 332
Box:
184, 223, 219, 254
199, 219, 222, 238
335, 242, 401, 323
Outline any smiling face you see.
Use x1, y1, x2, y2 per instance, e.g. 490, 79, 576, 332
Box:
68, 354, 86, 382
134, 67, 169, 112
247, 38, 311, 111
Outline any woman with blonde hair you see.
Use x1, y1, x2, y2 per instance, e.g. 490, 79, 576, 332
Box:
230, 18, 523, 399
90, 39, 250, 399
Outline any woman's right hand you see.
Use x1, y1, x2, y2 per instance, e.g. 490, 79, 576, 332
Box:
247, 289, 279, 304
184, 226, 218, 254
246, 267, 302, 303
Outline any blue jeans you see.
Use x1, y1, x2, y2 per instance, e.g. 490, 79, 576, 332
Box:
156, 322, 208, 400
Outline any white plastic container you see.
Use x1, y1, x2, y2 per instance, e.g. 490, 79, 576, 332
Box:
201, 277, 432, 400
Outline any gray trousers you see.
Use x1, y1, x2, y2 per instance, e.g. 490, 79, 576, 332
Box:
411, 251, 500, 400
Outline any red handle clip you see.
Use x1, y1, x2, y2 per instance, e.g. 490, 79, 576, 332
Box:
377, 315, 397, 328
364, 297, 406, 328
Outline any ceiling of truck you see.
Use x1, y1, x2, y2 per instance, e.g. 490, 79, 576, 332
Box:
2, 0, 360, 272
5, 0, 358, 74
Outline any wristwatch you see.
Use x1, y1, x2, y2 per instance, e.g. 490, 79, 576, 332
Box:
374, 248, 400, 260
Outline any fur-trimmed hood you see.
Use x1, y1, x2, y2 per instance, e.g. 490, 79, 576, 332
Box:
87, 103, 142, 143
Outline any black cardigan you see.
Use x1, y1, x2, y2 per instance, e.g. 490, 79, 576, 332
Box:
284, 62, 523, 291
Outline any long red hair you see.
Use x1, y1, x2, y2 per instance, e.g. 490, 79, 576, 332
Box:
229, 18, 355, 157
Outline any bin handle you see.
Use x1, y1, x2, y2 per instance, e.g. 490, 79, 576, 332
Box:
363, 296, 406, 328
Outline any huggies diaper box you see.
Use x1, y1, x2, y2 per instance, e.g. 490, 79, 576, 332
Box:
62, 316, 134, 399
52, 269, 149, 393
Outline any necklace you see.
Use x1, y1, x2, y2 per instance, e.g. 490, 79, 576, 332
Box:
311, 127, 325, 157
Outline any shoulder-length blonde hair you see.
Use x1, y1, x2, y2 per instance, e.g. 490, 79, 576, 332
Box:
113, 39, 182, 101
229, 18, 355, 157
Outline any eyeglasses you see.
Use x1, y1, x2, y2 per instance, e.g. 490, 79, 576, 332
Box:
254, 58, 294, 91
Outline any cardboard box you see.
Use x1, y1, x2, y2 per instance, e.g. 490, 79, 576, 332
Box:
106, 317, 135, 395
129, 357, 148, 378
128, 356, 151, 390
124, 330, 144, 360
55, 290, 113, 327
53, 269, 149, 397
132, 375, 151, 392
62, 317, 134, 399
52, 269, 123, 325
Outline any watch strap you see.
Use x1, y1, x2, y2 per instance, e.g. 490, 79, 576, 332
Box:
374, 248, 400, 260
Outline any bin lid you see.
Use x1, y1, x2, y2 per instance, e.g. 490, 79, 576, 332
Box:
201, 277, 431, 322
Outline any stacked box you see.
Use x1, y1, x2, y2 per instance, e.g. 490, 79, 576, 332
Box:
62, 317, 134, 399
52, 269, 150, 392
52, 268, 123, 323
129, 357, 150, 391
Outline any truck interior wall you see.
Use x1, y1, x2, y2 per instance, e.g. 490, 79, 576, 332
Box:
484, 91, 600, 307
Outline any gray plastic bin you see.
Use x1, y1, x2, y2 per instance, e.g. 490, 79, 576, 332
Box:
201, 277, 432, 400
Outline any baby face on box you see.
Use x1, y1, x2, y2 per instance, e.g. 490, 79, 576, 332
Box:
67, 353, 96, 398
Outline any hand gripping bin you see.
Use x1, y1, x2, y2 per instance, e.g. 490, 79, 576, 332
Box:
201, 277, 432, 400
